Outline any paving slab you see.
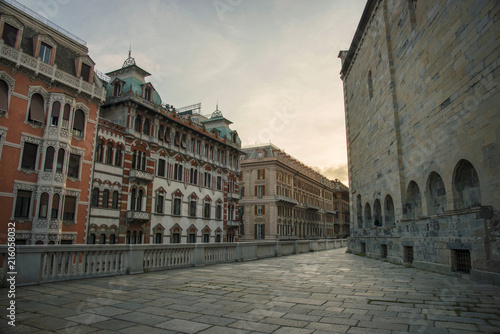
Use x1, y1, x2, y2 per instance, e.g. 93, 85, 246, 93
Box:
1, 248, 500, 333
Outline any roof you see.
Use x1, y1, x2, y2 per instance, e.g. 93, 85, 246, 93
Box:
105, 76, 161, 104
339, 0, 377, 77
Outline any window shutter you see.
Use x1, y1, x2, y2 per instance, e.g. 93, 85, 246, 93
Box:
262, 224, 265, 239
51, 101, 61, 118
255, 186, 257, 196
64, 196, 76, 214
263, 169, 265, 179
0, 80, 8, 111
21, 142, 38, 169
263, 186, 265, 196
262, 205, 265, 215
254, 205, 257, 215
29, 94, 45, 123
73, 109, 85, 132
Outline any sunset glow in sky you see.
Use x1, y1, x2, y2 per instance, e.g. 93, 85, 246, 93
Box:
18, 0, 367, 185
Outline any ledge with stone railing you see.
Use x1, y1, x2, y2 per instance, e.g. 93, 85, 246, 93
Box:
0, 239, 348, 286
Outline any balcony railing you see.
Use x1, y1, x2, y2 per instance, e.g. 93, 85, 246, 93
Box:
226, 220, 241, 227
275, 195, 298, 206
0, 239, 349, 286
0, 42, 105, 101
126, 210, 151, 222
129, 169, 154, 183
305, 204, 320, 211
227, 192, 241, 201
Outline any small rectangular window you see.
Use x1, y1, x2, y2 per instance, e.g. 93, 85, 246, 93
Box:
14, 190, 32, 217
63, 196, 76, 221
204, 203, 211, 218
21, 142, 38, 170
67, 153, 80, 178
158, 159, 166, 177
189, 200, 197, 217
81, 63, 91, 82
157, 195, 164, 213
38, 42, 52, 64
173, 198, 181, 216
2, 23, 18, 48
217, 176, 222, 190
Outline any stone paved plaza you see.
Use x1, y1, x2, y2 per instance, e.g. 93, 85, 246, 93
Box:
2, 248, 500, 333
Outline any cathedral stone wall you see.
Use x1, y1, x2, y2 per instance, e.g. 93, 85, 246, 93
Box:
340, 0, 500, 285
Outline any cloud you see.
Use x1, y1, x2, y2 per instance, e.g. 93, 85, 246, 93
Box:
314, 163, 349, 185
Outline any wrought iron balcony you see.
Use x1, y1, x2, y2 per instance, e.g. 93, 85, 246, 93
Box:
126, 210, 151, 222
129, 169, 154, 183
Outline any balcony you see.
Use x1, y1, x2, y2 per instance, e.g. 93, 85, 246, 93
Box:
275, 195, 298, 206
0, 41, 105, 101
227, 192, 241, 201
226, 220, 241, 227
126, 211, 151, 222
129, 169, 154, 183
305, 204, 320, 211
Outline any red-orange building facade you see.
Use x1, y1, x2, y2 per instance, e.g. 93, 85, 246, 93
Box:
0, 2, 105, 244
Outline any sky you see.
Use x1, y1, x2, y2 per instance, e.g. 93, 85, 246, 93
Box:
17, 0, 367, 185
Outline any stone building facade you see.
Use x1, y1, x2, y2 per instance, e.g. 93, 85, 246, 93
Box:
88, 55, 243, 244
239, 144, 349, 240
339, 0, 500, 284
0, 1, 105, 244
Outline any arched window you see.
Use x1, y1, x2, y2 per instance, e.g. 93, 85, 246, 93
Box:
126, 231, 130, 244
181, 134, 187, 148
427, 172, 447, 215
62, 104, 71, 129
131, 150, 137, 169
137, 190, 143, 211
158, 125, 165, 142
95, 139, 104, 162
51, 193, 60, 219
165, 127, 171, 142
0, 80, 8, 113
72, 109, 85, 138
112, 191, 119, 209
143, 119, 150, 136
216, 203, 222, 219
364, 203, 372, 228
453, 160, 481, 209
130, 189, 136, 210
28, 93, 45, 124
102, 189, 109, 209
39, 192, 49, 218
174, 131, 181, 147
44, 146, 55, 171
109, 234, 116, 244
91, 188, 99, 207
138, 231, 143, 244
56, 148, 65, 173
405, 181, 421, 219
384, 195, 395, 226
132, 231, 137, 244
50, 101, 60, 126
113, 83, 121, 96
99, 234, 106, 244
373, 199, 382, 226
134, 116, 141, 132
115, 145, 122, 167
105, 142, 113, 164
356, 195, 363, 228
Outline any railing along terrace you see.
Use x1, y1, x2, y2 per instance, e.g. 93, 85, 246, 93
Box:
3, 239, 348, 286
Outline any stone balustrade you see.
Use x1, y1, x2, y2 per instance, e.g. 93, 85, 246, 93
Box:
0, 239, 348, 286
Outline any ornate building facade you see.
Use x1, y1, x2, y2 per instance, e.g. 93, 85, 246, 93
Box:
0, 1, 105, 244
88, 56, 243, 244
239, 144, 349, 240
339, 0, 500, 284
